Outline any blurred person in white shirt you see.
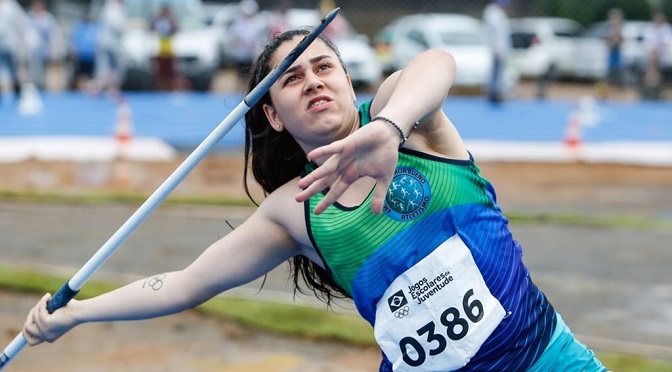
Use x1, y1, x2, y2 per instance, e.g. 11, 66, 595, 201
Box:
27, 0, 64, 90
229, 0, 265, 89
642, 9, 672, 99
603, 8, 625, 94
483, 0, 511, 104
93, 0, 126, 95
268, 0, 292, 39
0, 0, 35, 100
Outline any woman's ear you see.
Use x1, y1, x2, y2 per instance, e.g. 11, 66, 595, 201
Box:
346, 74, 356, 103
263, 103, 283, 132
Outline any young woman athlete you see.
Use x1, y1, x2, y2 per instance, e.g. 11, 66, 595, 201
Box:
23, 29, 607, 371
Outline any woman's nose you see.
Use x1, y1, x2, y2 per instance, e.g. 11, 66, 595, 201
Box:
303, 73, 324, 93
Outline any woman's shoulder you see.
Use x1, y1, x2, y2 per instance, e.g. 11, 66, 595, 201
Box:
257, 176, 314, 252
257, 176, 305, 221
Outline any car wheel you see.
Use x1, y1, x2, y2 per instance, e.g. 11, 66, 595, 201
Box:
189, 72, 214, 92
122, 68, 156, 91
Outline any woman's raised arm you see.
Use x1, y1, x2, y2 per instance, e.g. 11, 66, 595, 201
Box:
296, 49, 461, 214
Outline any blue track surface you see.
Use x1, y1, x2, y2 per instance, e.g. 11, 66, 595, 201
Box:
1, 92, 671, 150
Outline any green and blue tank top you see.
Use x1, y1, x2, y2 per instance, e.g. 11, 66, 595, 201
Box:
303, 100, 556, 371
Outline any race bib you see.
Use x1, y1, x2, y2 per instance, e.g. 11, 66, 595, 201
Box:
374, 234, 505, 371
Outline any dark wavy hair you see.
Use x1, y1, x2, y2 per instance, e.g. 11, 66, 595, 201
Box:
243, 29, 350, 305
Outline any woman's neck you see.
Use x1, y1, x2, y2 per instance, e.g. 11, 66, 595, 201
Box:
306, 108, 361, 166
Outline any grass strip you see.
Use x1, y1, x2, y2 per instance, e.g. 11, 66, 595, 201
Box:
1, 266, 671, 371
0, 189, 255, 207
0, 266, 374, 347
505, 211, 672, 230
1, 189, 671, 230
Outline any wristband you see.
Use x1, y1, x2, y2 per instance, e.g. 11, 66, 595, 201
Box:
372, 116, 419, 147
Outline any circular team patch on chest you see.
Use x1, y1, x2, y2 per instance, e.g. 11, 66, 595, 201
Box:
383, 167, 432, 221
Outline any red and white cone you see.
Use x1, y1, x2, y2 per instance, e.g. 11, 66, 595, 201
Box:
114, 98, 134, 146
563, 110, 582, 160
113, 97, 133, 187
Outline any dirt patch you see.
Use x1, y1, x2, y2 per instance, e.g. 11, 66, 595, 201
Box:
476, 161, 672, 217
2, 155, 671, 218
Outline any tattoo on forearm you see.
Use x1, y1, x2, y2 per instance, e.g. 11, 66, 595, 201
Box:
142, 274, 167, 291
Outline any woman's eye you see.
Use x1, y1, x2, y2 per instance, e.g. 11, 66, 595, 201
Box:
285, 75, 299, 84
318, 63, 332, 71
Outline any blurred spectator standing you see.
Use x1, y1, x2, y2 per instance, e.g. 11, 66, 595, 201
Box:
268, 0, 292, 39
27, 0, 64, 90
483, 0, 511, 104
229, 0, 265, 86
68, 10, 99, 91
0, 0, 32, 102
151, 4, 179, 91
93, 0, 126, 95
319, 0, 347, 41
600, 8, 625, 99
641, 9, 672, 100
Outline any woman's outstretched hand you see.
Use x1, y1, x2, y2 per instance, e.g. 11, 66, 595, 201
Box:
295, 121, 400, 215
23, 293, 78, 346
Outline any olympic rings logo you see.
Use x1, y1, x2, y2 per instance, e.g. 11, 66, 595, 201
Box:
394, 305, 410, 319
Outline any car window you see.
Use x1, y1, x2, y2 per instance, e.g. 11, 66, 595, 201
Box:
375, 25, 393, 45
407, 29, 429, 49
551, 23, 583, 38
511, 32, 536, 48
439, 30, 485, 45
554, 29, 581, 38
582, 22, 608, 38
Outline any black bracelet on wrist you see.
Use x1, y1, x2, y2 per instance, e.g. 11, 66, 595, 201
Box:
371, 116, 419, 147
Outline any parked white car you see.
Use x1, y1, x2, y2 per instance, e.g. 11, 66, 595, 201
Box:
382, 13, 518, 94
120, 0, 221, 91
508, 17, 590, 80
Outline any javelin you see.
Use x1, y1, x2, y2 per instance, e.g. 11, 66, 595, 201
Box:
0, 7, 340, 370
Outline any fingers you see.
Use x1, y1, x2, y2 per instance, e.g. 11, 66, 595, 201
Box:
296, 156, 338, 191
370, 176, 393, 215
295, 176, 333, 203
306, 141, 342, 163
23, 293, 50, 346
296, 131, 398, 215
296, 142, 344, 190
23, 306, 42, 346
296, 156, 340, 202
312, 176, 352, 215
296, 151, 358, 214
34, 293, 51, 334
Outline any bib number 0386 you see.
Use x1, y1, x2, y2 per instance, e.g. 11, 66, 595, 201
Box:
399, 289, 484, 367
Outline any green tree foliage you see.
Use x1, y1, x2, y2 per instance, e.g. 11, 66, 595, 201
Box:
538, 0, 670, 25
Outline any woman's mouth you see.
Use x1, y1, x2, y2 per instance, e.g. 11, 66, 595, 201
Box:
307, 96, 332, 110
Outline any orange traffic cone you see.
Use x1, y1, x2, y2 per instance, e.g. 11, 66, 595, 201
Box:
114, 98, 133, 145
563, 110, 582, 160
563, 110, 583, 161
113, 97, 133, 187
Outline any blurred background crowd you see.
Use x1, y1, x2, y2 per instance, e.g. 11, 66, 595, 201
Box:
1, 0, 671, 102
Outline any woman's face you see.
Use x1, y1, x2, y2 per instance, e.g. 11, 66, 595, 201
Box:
263, 36, 358, 153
